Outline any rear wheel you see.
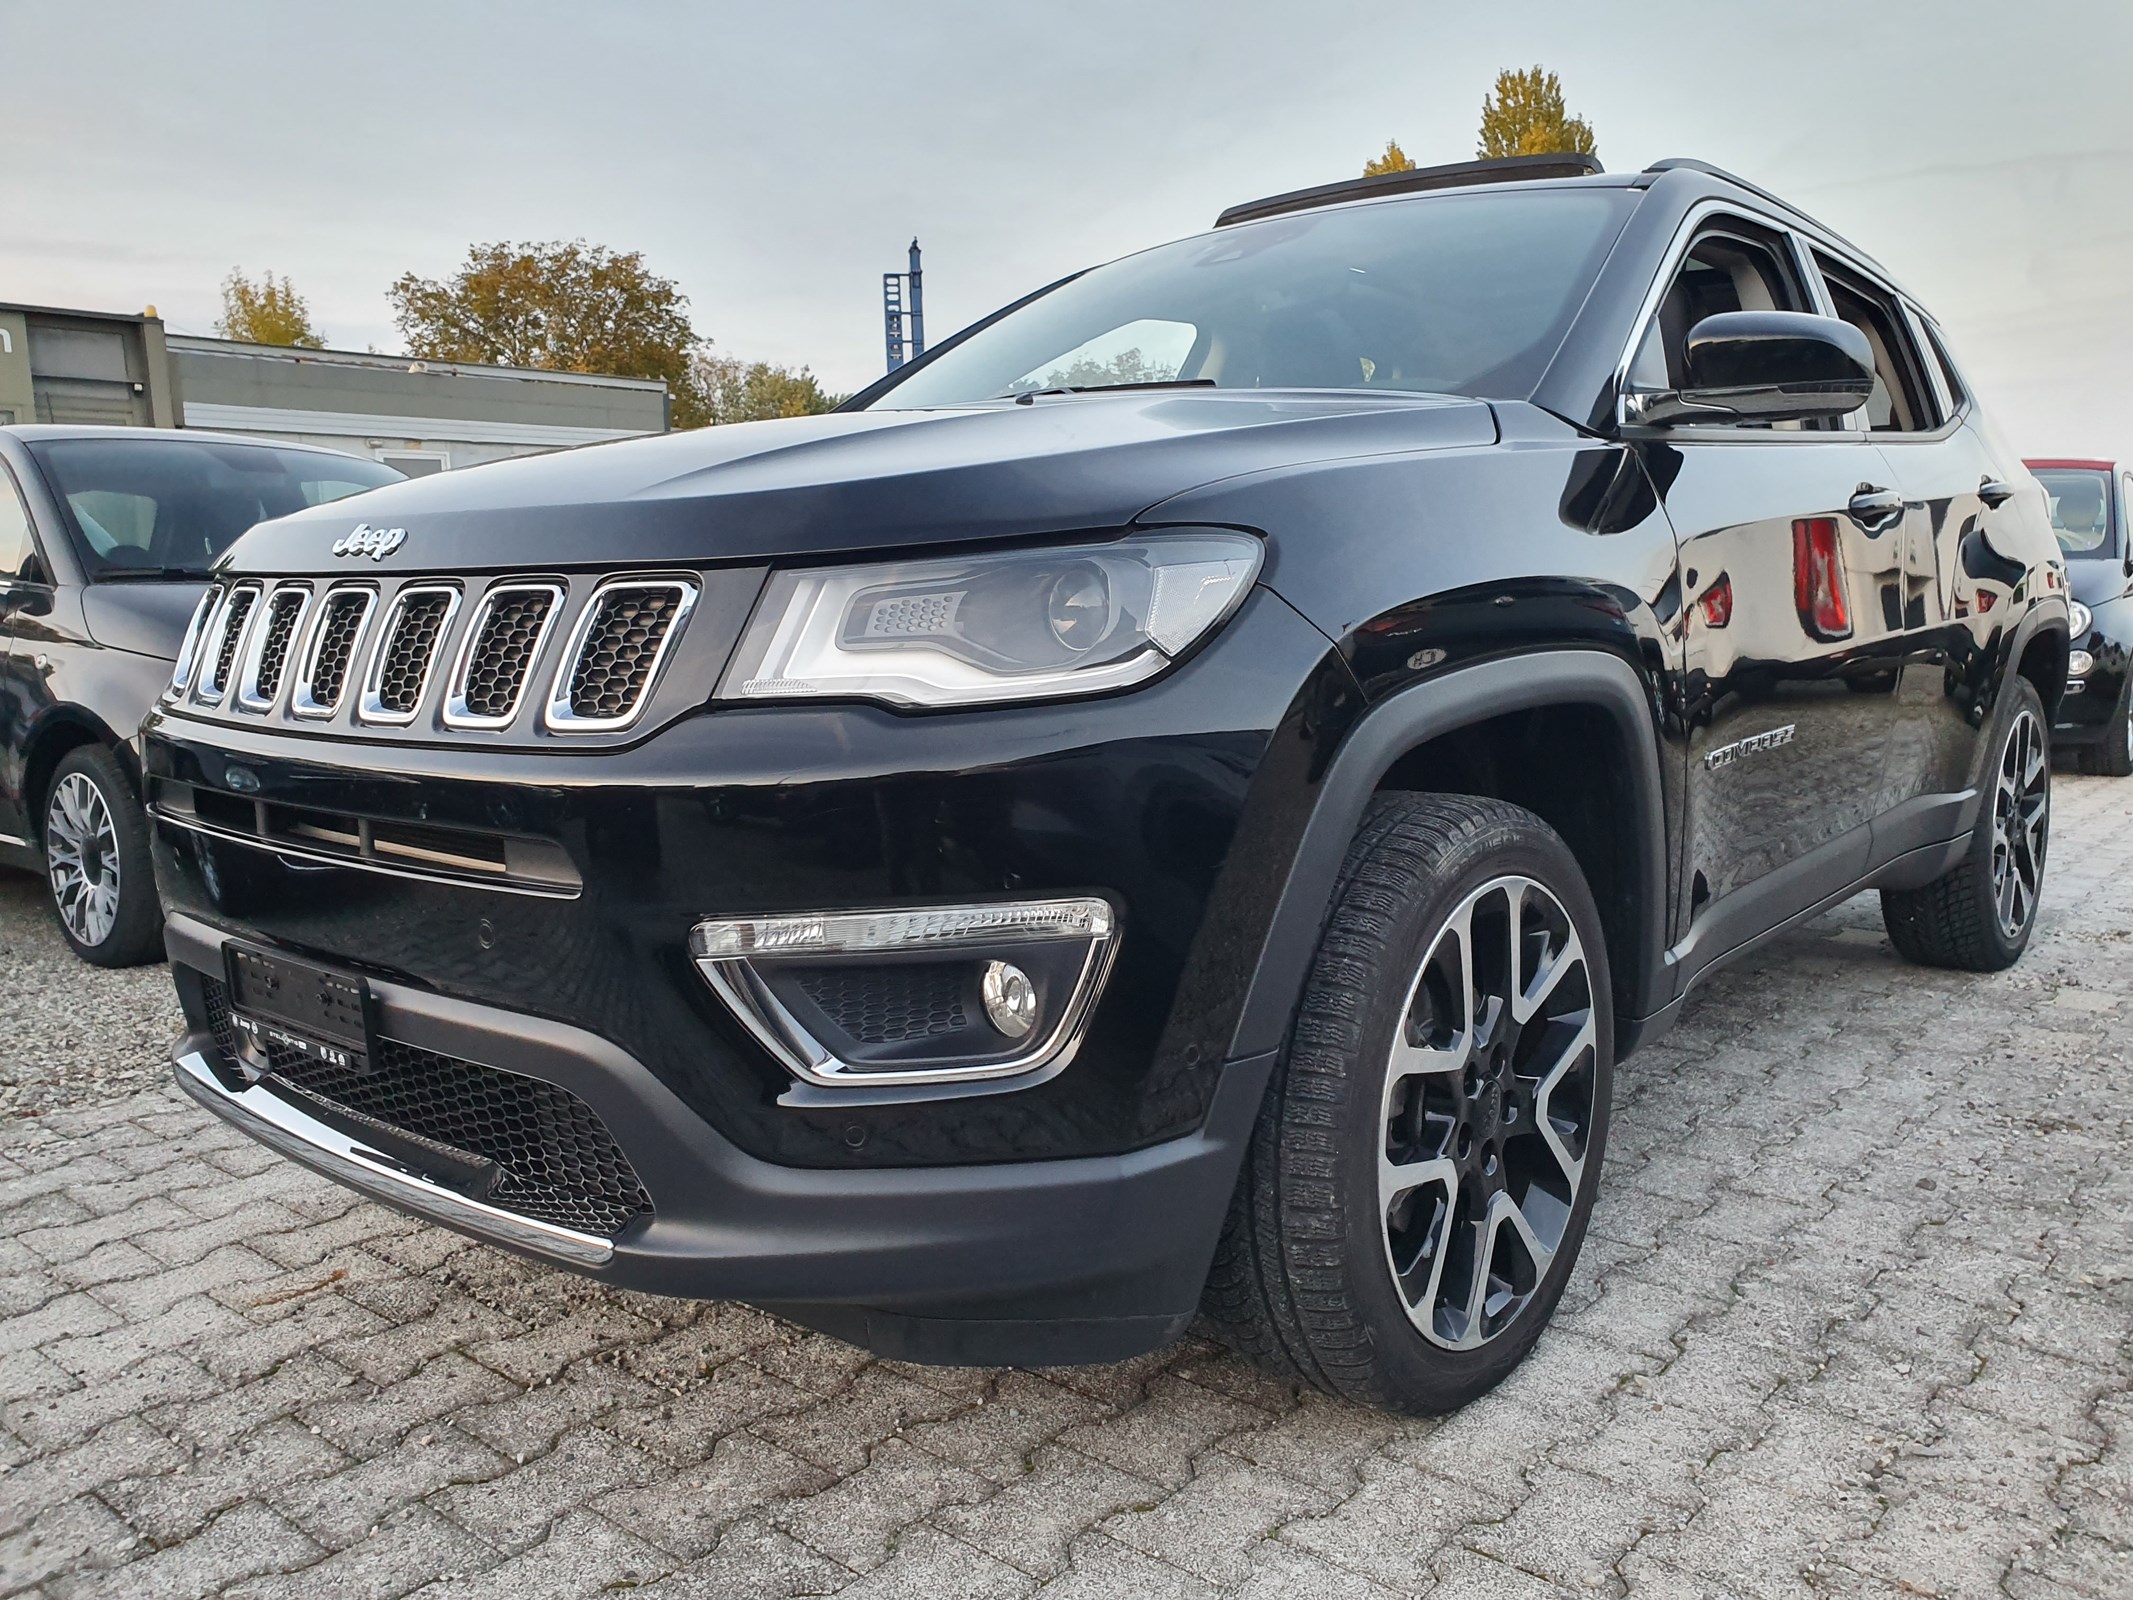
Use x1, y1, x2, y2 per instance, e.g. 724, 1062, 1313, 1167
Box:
44, 746, 163, 968
1882, 677, 2050, 971
1201, 794, 1611, 1414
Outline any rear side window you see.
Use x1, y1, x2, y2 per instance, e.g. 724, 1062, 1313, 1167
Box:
1814, 256, 1937, 433
0, 466, 36, 582
1919, 319, 1967, 411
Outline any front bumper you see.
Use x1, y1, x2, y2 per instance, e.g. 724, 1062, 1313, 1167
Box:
169, 913, 1271, 1362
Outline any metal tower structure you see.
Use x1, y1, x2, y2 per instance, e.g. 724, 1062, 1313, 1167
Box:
882, 239, 925, 372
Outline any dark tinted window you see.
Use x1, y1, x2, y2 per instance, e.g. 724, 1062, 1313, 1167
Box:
2035, 468, 2118, 559
22, 438, 401, 578
1815, 257, 1936, 432
0, 466, 36, 582
870, 188, 1636, 407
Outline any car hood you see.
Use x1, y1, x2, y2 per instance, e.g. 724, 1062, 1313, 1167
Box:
81, 579, 210, 661
2066, 559, 2133, 610
216, 390, 1497, 574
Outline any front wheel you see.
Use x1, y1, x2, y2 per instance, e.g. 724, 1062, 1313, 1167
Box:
44, 745, 163, 968
1882, 676, 2051, 971
1201, 794, 1612, 1415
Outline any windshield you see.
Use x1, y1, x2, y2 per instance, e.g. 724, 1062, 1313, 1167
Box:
2035, 468, 2119, 560
23, 437, 403, 579
867, 187, 1635, 409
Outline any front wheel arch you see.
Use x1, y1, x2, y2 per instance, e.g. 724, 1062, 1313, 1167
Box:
1228, 649, 1670, 1068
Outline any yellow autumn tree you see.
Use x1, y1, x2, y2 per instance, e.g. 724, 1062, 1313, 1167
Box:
1476, 66, 1598, 161
1362, 139, 1417, 178
217, 270, 325, 349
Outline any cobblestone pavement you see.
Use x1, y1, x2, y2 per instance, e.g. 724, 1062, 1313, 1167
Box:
2, 780, 2130, 1600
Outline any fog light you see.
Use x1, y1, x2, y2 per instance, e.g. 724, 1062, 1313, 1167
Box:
2068, 648, 2094, 677
983, 961, 1039, 1038
689, 896, 1119, 1088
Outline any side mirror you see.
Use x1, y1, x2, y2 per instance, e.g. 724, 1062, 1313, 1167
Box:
1625, 311, 1878, 427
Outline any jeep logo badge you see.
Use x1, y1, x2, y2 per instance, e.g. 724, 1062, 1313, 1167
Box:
332, 524, 407, 561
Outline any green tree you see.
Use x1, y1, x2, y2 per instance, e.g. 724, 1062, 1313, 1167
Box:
388, 240, 710, 425
216, 269, 325, 348
1362, 139, 1417, 178
1477, 66, 1597, 160
690, 352, 844, 424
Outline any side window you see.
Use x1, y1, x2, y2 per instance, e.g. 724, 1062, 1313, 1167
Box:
0, 467, 38, 583
1628, 222, 1809, 426
1813, 256, 1937, 433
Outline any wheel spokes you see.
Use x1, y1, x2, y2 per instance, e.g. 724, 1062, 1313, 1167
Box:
1381, 873, 1599, 1353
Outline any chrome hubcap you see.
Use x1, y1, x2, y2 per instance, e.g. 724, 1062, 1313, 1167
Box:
1380, 875, 1599, 1351
46, 772, 121, 948
1990, 707, 2049, 940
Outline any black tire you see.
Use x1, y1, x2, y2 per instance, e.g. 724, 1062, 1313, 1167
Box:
1882, 676, 2050, 972
2077, 673, 2133, 777
1201, 794, 1613, 1414
42, 745, 164, 968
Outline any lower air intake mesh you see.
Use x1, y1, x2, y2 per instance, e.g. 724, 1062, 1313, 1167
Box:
794, 963, 970, 1044
196, 975, 652, 1238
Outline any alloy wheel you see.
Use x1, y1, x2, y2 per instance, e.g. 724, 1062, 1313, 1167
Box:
46, 772, 121, 949
1990, 706, 2049, 940
1379, 875, 1599, 1351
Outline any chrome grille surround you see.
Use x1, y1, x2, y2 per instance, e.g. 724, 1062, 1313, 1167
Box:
357, 584, 461, 726
192, 582, 264, 706
292, 586, 377, 719
544, 578, 698, 734
167, 586, 222, 699
235, 584, 313, 713
443, 582, 565, 730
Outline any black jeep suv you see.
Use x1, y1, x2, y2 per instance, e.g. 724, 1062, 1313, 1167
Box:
145, 155, 2068, 1414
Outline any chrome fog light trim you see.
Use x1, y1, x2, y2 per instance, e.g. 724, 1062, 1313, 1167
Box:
2068, 648, 2094, 678
688, 897, 1119, 1088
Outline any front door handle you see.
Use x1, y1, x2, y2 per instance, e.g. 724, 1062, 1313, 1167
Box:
1848, 486, 1905, 530
1979, 477, 2017, 508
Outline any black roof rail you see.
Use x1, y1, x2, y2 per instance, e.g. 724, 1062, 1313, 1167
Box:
1215, 152, 1605, 229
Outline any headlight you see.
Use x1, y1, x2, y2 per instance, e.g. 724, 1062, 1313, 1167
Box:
719, 531, 1262, 708
2068, 600, 2092, 637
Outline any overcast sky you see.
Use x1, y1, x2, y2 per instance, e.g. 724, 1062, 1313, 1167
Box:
4, 0, 2129, 453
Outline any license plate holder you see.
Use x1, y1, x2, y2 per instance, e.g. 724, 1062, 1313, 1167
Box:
223, 943, 376, 1074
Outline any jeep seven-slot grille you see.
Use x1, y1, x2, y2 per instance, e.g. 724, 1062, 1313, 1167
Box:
250, 589, 307, 703
206, 587, 259, 697
303, 591, 370, 711
567, 585, 682, 721
460, 588, 556, 721
197, 974, 652, 1237
375, 591, 453, 715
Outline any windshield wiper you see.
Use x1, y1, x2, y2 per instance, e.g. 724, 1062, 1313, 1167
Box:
94, 567, 214, 582
1009, 378, 1218, 405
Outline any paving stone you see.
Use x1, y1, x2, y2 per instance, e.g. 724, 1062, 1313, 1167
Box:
399, 1506, 673, 1598
594, 1429, 828, 1560
45, 1498, 320, 1600
1102, 1456, 1336, 1585
778, 1435, 992, 1571
932, 1443, 1162, 1580
435, 1424, 658, 1552
270, 1421, 510, 1548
